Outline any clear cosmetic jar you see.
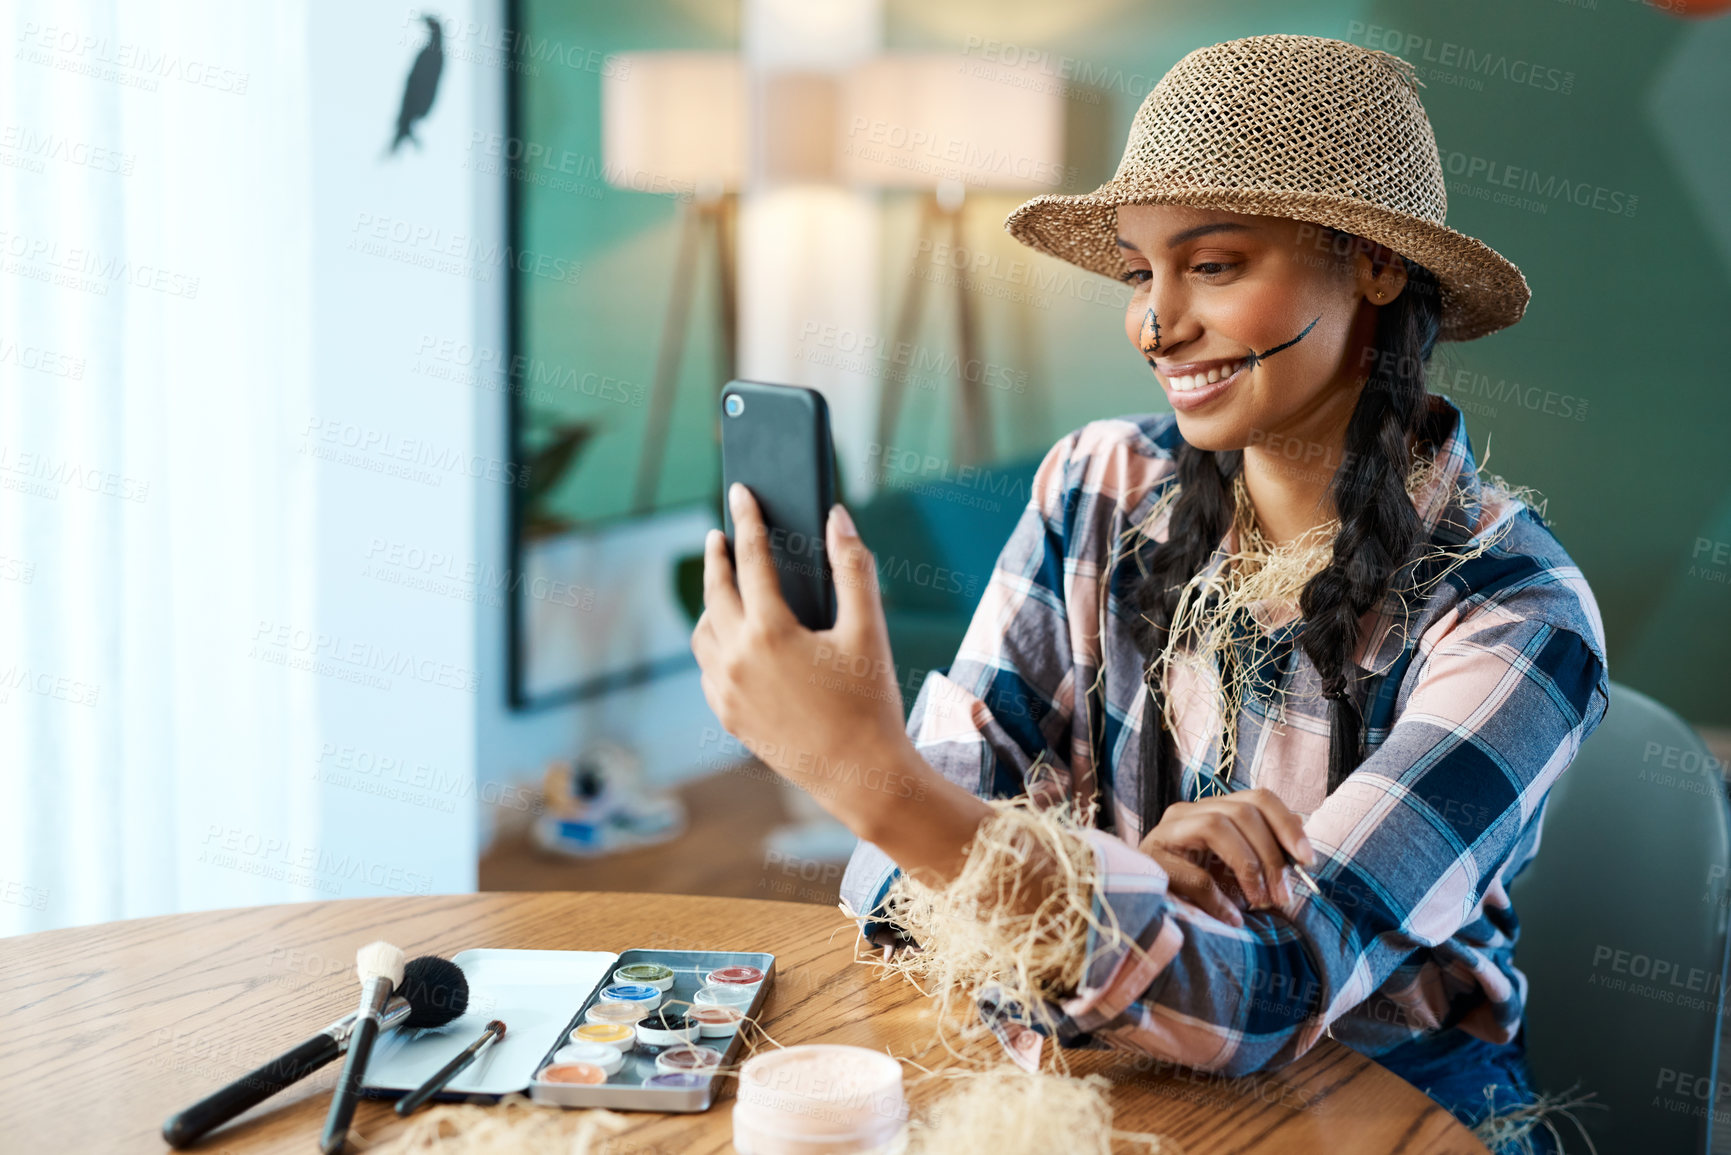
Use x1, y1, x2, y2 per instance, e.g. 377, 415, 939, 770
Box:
733, 1044, 908, 1155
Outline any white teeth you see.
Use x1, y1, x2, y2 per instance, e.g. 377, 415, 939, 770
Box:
1170, 359, 1243, 392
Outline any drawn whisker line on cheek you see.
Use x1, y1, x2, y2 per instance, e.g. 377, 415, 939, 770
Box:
1253, 315, 1321, 363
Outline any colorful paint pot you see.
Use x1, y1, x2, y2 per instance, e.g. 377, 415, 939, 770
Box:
586, 999, 649, 1026
551, 1042, 625, 1075
689, 1004, 744, 1037
644, 1072, 707, 1090
570, 1022, 636, 1052
613, 962, 676, 992
539, 1061, 608, 1085
705, 965, 764, 987
635, 1010, 700, 1048
599, 982, 662, 1011
694, 982, 755, 1008
655, 1044, 723, 1075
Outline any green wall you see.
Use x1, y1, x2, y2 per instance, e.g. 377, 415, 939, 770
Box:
517, 0, 1731, 724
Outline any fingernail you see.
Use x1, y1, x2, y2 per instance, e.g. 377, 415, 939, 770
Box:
729, 482, 745, 509
830, 504, 857, 537
1298, 837, 1316, 867
1228, 907, 1244, 927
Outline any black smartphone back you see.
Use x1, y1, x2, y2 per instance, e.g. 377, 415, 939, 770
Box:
718, 380, 837, 631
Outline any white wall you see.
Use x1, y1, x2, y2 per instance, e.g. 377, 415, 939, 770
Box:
296, 0, 488, 897
301, 0, 731, 866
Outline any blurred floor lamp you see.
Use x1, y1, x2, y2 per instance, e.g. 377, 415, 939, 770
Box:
842, 56, 1066, 465
604, 54, 747, 515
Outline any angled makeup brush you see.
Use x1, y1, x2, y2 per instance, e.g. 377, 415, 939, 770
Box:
320, 941, 406, 1154
394, 1020, 507, 1116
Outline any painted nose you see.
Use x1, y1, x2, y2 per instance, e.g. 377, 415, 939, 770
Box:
1138, 306, 1161, 355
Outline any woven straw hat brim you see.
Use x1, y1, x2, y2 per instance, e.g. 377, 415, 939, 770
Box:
1004, 185, 1530, 343
1001, 34, 1532, 343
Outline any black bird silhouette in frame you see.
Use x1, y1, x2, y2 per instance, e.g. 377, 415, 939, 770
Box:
389, 14, 444, 154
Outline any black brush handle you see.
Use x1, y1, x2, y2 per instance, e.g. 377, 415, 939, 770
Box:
161, 1032, 341, 1147
394, 1022, 503, 1117
319, 1013, 379, 1155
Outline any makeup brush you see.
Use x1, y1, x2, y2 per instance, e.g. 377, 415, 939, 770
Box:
320, 941, 406, 1155
394, 1020, 507, 1116
160, 954, 469, 1149
1285, 848, 1324, 899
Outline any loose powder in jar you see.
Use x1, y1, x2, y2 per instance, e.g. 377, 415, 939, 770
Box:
733, 1044, 907, 1155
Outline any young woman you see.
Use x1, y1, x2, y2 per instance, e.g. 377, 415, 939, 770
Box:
691, 34, 1608, 1155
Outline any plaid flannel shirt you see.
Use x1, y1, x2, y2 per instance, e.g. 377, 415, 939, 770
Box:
840, 391, 1611, 1076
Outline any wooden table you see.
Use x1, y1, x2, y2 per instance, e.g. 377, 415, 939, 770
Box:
0, 892, 1489, 1153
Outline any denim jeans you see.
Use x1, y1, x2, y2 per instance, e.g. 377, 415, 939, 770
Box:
1372, 1025, 1566, 1155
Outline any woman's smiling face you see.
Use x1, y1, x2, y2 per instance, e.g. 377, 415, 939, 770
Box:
1114, 204, 1405, 453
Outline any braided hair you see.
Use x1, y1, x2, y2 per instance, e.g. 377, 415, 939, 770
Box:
1126, 229, 1445, 838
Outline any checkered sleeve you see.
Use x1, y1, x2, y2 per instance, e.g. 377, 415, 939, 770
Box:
1046, 590, 1611, 1076
840, 430, 1086, 943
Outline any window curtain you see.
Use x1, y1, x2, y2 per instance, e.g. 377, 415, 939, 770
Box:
0, 0, 321, 934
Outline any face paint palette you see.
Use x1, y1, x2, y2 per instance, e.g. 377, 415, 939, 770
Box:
355, 947, 774, 1113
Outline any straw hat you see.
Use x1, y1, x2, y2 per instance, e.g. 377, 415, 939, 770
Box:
1003, 34, 1530, 342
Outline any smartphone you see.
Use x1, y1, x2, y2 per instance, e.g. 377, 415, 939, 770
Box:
718, 380, 837, 631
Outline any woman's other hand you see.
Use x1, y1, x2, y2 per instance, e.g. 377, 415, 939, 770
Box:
1137, 788, 1317, 925
691, 483, 917, 834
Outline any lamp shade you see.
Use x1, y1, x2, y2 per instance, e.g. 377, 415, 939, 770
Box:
839, 54, 1067, 191
602, 52, 747, 193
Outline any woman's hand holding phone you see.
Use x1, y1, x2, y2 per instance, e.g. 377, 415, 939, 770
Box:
693, 484, 924, 834
694, 481, 1030, 890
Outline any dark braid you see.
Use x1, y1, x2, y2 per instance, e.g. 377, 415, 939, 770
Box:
1127, 232, 1444, 839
